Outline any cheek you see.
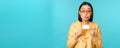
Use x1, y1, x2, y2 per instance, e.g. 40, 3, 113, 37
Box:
80, 15, 85, 19
88, 14, 91, 17
86, 13, 92, 17
79, 12, 84, 18
87, 15, 91, 19
89, 13, 92, 16
79, 13, 84, 17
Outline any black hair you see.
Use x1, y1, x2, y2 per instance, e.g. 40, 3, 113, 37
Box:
78, 2, 93, 22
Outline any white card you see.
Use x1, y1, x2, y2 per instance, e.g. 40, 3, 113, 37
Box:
82, 25, 89, 29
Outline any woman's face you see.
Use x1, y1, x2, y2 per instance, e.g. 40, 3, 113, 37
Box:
79, 5, 92, 21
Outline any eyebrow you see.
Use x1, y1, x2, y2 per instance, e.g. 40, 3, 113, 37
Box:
81, 8, 91, 10
85, 7, 91, 9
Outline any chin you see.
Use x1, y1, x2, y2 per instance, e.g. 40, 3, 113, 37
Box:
84, 19, 89, 21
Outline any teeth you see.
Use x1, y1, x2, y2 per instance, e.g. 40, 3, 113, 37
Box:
82, 25, 89, 29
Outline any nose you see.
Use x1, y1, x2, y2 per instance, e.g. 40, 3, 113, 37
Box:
84, 12, 88, 15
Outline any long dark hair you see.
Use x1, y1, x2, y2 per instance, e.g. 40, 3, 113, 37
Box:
78, 2, 93, 22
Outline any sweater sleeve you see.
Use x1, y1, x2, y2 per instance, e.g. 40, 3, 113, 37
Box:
67, 23, 78, 48
93, 25, 103, 48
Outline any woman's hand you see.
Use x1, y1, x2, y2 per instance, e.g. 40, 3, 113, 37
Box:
89, 28, 97, 41
75, 29, 83, 40
89, 28, 95, 36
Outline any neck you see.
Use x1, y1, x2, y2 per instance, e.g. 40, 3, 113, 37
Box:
82, 20, 89, 25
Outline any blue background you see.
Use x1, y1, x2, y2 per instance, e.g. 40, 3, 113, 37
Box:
0, 0, 120, 48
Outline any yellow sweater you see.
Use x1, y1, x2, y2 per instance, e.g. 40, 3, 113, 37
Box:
67, 21, 103, 48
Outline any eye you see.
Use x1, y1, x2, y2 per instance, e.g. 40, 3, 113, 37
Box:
88, 10, 91, 12
80, 10, 85, 13
87, 10, 92, 13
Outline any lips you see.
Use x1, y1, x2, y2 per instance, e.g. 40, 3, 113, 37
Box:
84, 16, 89, 18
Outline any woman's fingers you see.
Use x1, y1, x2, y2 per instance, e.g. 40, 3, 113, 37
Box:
75, 29, 83, 39
78, 29, 83, 35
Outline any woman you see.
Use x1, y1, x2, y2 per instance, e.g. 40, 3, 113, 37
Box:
67, 2, 103, 48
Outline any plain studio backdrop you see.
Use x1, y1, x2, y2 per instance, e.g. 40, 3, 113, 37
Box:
0, 0, 120, 48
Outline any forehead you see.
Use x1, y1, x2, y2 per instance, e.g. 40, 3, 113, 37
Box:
81, 5, 91, 10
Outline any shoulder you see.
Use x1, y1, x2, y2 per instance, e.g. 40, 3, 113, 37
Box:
90, 22, 100, 28
71, 21, 81, 27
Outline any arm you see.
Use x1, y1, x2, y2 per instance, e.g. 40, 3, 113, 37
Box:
96, 26, 103, 48
67, 24, 78, 48
92, 25, 103, 48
